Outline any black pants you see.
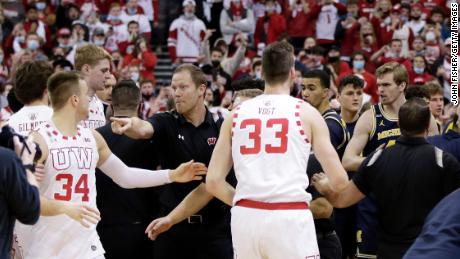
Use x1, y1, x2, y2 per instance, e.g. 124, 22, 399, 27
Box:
97, 223, 154, 259
153, 223, 233, 259
317, 232, 342, 259
335, 206, 357, 259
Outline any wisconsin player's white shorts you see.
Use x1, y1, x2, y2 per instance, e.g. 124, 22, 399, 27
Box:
231, 200, 320, 259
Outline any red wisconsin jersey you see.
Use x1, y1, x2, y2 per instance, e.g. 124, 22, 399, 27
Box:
231, 95, 312, 204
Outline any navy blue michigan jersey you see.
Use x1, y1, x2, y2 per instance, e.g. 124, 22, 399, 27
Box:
357, 104, 401, 258
363, 104, 400, 156
323, 109, 350, 158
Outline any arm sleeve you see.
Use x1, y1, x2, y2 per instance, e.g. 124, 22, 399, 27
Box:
99, 154, 171, 188
2, 149, 40, 224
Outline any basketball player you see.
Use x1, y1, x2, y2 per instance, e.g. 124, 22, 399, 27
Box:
206, 41, 348, 259
18, 71, 206, 258
342, 62, 407, 259
75, 44, 112, 129
8, 61, 53, 136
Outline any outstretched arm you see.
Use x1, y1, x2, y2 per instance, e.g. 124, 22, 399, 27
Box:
94, 130, 206, 188
110, 117, 154, 140
342, 109, 373, 171
206, 115, 234, 206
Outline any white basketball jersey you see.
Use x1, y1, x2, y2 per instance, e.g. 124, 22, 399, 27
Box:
15, 122, 104, 259
80, 95, 106, 129
232, 95, 312, 204
8, 105, 53, 136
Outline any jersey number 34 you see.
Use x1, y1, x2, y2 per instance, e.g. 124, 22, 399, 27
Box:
54, 173, 90, 202
239, 118, 288, 155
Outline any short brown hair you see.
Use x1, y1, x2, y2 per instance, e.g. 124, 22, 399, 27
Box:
47, 71, 82, 110
112, 80, 141, 112
398, 97, 431, 136
173, 64, 207, 88
375, 62, 409, 87
14, 61, 53, 104
421, 82, 443, 97
262, 41, 294, 85
75, 44, 112, 71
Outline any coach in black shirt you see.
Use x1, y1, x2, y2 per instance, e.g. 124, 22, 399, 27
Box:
312, 98, 460, 259
96, 80, 159, 259
111, 64, 234, 259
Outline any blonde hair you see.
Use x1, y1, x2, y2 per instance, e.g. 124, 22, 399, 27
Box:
375, 62, 409, 87
75, 44, 112, 71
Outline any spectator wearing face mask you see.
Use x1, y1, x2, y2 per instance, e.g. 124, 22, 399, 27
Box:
23, 33, 48, 62
422, 20, 442, 65
219, 0, 255, 45
92, 27, 107, 49
254, 0, 287, 46
325, 46, 351, 86
118, 21, 143, 55
409, 55, 433, 86
23, 4, 51, 48
337, 52, 378, 104
120, 0, 151, 40
168, 0, 207, 65
122, 38, 157, 82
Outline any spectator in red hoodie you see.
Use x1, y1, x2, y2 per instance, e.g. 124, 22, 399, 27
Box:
122, 38, 157, 82
358, 0, 376, 19
285, 0, 315, 50
409, 55, 434, 86
254, 0, 287, 46
337, 51, 378, 104
370, 0, 393, 46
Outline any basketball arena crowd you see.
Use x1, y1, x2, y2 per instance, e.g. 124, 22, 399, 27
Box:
0, 0, 460, 259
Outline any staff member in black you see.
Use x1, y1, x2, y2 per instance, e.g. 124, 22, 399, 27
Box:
111, 64, 234, 259
96, 80, 160, 258
312, 98, 460, 259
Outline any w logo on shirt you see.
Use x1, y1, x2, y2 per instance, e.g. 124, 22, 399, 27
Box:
207, 137, 217, 146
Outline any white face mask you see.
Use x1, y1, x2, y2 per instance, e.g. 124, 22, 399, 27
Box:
131, 72, 140, 82
184, 12, 195, 19
255, 71, 262, 79
425, 31, 436, 42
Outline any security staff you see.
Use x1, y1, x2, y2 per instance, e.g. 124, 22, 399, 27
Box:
111, 64, 234, 259
96, 80, 159, 258
313, 98, 460, 259
302, 69, 350, 259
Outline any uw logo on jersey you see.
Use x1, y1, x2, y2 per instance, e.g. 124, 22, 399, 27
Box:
50, 147, 93, 170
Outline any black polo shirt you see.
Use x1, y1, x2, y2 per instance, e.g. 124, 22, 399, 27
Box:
352, 136, 460, 258
95, 124, 160, 226
147, 109, 236, 223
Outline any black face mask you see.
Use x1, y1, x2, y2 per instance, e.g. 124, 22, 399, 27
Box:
113, 60, 120, 67
367, 0, 374, 2
211, 60, 220, 68
328, 56, 340, 63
